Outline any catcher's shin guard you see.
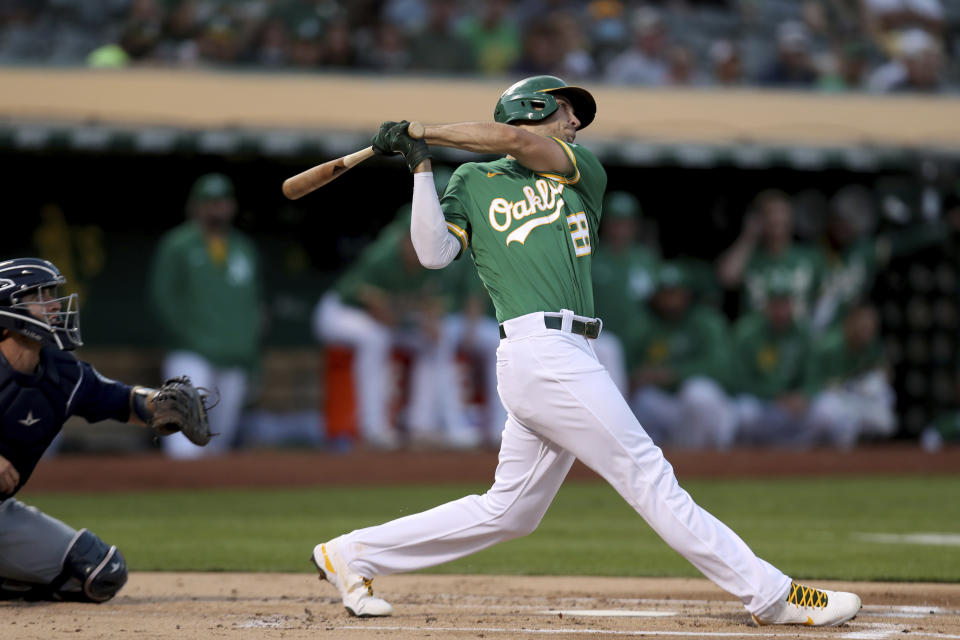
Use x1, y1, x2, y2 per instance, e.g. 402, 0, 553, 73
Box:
0, 529, 127, 602
51, 529, 128, 602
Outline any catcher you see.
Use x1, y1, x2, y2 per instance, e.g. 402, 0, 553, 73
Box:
0, 257, 212, 602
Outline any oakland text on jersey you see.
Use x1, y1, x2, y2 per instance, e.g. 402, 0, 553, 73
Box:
488, 178, 565, 234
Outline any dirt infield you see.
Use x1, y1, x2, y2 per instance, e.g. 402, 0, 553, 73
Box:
8, 445, 958, 639
3, 574, 959, 640
25, 443, 960, 493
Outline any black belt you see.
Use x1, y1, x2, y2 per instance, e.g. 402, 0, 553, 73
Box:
499, 315, 602, 339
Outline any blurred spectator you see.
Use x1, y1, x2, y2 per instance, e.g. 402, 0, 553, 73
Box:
457, 0, 522, 75
511, 20, 563, 76
155, 0, 204, 65
803, 0, 869, 46
430, 165, 506, 446
118, 0, 164, 61
312, 211, 475, 450
382, 0, 429, 33
591, 191, 660, 395
867, 28, 944, 92
862, 0, 945, 56
321, 16, 357, 69
587, 0, 630, 70
87, 44, 130, 68
730, 275, 815, 447
627, 263, 737, 449
407, 0, 474, 73
247, 18, 292, 68
604, 6, 670, 85
362, 21, 411, 71
196, 16, 244, 65
817, 40, 872, 91
6, 0, 960, 92
812, 184, 946, 332
148, 173, 264, 459
437, 256, 504, 447
757, 20, 818, 87
921, 367, 960, 451
717, 189, 826, 320
666, 43, 705, 85
804, 301, 897, 448
551, 11, 597, 79
707, 39, 745, 86
288, 19, 325, 68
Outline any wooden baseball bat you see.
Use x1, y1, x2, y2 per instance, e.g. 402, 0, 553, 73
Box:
282, 121, 425, 200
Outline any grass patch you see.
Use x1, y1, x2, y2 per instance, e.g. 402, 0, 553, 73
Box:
19, 474, 960, 581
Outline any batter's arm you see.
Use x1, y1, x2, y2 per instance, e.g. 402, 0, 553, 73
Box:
411, 171, 461, 269
422, 122, 574, 176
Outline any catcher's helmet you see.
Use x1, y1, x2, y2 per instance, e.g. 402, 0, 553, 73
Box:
494, 75, 596, 130
0, 257, 82, 350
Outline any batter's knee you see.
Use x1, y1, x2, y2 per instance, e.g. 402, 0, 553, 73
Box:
57, 529, 128, 602
492, 502, 543, 539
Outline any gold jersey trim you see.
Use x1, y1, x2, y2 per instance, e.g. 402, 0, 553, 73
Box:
446, 221, 469, 253
536, 138, 580, 185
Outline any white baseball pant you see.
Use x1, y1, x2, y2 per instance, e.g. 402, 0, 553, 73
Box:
337, 310, 791, 615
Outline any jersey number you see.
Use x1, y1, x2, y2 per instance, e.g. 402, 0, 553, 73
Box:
566, 212, 591, 257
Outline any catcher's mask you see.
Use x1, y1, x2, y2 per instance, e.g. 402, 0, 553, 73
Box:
493, 75, 596, 130
0, 257, 82, 350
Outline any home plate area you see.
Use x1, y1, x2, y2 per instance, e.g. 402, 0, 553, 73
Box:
3, 573, 959, 640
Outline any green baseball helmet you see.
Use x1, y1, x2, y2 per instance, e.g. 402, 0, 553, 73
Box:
494, 75, 596, 130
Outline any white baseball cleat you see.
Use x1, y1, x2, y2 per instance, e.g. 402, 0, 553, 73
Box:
310, 537, 393, 617
752, 581, 861, 627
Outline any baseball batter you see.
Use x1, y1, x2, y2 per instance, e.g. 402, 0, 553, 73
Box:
310, 76, 862, 627
0, 258, 211, 601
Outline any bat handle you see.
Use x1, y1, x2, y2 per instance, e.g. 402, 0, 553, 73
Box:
407, 121, 425, 139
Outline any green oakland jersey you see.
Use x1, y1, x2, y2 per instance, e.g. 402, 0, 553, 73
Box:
624, 304, 731, 391
742, 244, 825, 319
335, 225, 452, 311
814, 239, 879, 330
149, 221, 262, 371
441, 138, 607, 322
803, 326, 886, 395
730, 311, 813, 399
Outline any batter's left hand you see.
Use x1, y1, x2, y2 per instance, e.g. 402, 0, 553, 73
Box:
372, 121, 401, 156
0, 454, 20, 494
371, 120, 432, 173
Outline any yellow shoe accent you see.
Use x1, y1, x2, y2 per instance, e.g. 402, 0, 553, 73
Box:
321, 544, 336, 576
787, 582, 828, 609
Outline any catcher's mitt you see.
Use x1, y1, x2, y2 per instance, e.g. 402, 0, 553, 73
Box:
152, 376, 214, 446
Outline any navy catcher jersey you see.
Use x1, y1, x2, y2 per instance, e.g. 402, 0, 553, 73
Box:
0, 347, 133, 499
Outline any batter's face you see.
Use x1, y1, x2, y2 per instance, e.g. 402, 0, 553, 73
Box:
524, 95, 580, 143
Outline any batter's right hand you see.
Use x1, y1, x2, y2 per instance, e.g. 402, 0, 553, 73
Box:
0, 454, 20, 494
372, 121, 401, 156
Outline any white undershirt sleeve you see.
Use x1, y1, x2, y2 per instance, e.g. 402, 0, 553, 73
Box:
411, 171, 462, 269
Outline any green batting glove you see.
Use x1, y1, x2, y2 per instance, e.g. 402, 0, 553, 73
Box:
371, 120, 401, 156
384, 120, 432, 173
